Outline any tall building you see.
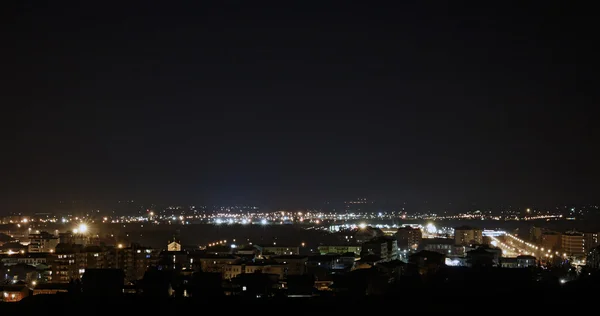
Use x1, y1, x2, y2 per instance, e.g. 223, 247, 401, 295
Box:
58, 231, 89, 245
28, 231, 59, 253
109, 244, 161, 282
396, 226, 422, 251
541, 232, 562, 250
49, 243, 159, 283
360, 236, 398, 261
530, 227, 543, 243
49, 244, 87, 283
587, 246, 600, 270
562, 231, 585, 258
584, 232, 599, 253
454, 226, 482, 246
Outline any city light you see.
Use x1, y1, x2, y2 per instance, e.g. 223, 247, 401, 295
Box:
261, 219, 268, 225
78, 223, 88, 234
426, 223, 437, 234
358, 223, 367, 229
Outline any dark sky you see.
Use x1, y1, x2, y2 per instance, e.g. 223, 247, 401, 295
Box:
1, 1, 597, 212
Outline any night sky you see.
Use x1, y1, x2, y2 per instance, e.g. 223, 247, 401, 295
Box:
1, 2, 596, 212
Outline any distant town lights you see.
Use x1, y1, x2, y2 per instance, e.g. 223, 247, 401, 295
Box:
261, 219, 268, 225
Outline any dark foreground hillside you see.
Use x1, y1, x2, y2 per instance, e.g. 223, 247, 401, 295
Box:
0, 289, 591, 315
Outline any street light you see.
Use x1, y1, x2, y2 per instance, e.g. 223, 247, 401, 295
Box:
78, 224, 88, 233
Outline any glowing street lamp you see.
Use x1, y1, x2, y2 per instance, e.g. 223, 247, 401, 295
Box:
78, 223, 88, 234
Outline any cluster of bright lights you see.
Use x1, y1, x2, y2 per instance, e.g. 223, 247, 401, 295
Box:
207, 240, 228, 247
73, 223, 88, 234
489, 236, 520, 256
425, 223, 437, 234
506, 233, 567, 258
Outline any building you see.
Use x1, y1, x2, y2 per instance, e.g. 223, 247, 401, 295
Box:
500, 258, 518, 268
354, 226, 384, 243
516, 255, 536, 268
271, 255, 308, 275
409, 250, 445, 275
257, 245, 299, 256
317, 245, 361, 255
0, 242, 27, 255
59, 231, 89, 246
306, 254, 348, 275
396, 226, 422, 251
530, 227, 543, 243
167, 240, 182, 252
110, 245, 161, 282
419, 238, 456, 256
223, 262, 286, 280
1, 253, 48, 267
49, 244, 87, 283
541, 232, 562, 250
0, 285, 29, 302
192, 254, 238, 273
562, 231, 585, 258
360, 237, 398, 261
28, 231, 59, 253
49, 243, 159, 283
584, 232, 599, 253
32, 283, 69, 296
586, 245, 600, 270
235, 245, 259, 257
466, 247, 498, 267
454, 226, 483, 245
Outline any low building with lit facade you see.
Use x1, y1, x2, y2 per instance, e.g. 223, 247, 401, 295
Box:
0, 242, 27, 255
192, 254, 239, 273
318, 245, 361, 255
222, 262, 287, 280
500, 255, 536, 269
32, 283, 69, 296
272, 255, 308, 275
0, 253, 48, 267
167, 240, 182, 252
419, 238, 457, 256
516, 255, 536, 268
0, 284, 29, 302
256, 245, 300, 257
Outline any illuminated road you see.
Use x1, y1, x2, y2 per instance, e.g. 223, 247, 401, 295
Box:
489, 236, 520, 257
504, 233, 566, 260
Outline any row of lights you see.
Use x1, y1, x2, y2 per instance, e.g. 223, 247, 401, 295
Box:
506, 233, 568, 258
